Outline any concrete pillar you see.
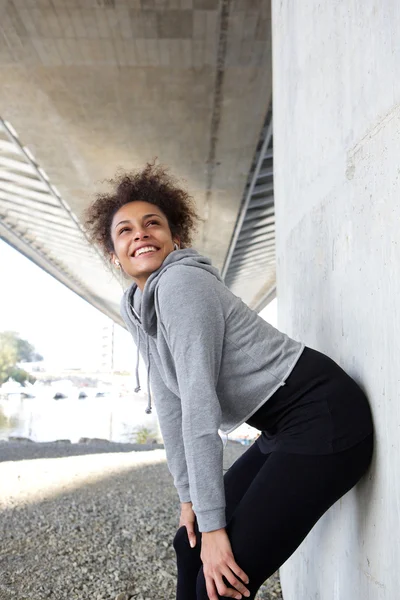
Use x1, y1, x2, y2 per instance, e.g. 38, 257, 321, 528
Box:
272, 1, 400, 598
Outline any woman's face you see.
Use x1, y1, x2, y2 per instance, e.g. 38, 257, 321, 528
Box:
111, 201, 179, 289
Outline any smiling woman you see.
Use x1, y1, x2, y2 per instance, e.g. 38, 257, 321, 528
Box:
110, 202, 180, 289
84, 162, 373, 600
84, 162, 199, 273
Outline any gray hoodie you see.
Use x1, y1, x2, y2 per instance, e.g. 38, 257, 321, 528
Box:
120, 249, 304, 532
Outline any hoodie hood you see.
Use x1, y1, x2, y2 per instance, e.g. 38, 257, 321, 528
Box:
120, 248, 223, 412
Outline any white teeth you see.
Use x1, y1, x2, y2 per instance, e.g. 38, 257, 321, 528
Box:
135, 246, 158, 257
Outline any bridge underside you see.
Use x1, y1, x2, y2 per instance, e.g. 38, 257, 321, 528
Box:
0, 0, 274, 320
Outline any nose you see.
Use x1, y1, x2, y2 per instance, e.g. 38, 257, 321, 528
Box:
134, 228, 150, 241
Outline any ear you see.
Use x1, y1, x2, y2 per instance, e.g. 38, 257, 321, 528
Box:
110, 252, 119, 266
173, 237, 181, 248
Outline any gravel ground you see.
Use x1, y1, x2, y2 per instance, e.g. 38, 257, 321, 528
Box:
0, 440, 282, 600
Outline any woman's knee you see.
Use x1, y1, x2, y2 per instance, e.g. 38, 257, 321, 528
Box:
173, 525, 191, 555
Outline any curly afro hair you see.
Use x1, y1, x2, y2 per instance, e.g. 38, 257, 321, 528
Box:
84, 162, 200, 259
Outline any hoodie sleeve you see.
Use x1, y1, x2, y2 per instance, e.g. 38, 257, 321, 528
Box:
120, 289, 190, 502
148, 354, 191, 503
157, 267, 226, 533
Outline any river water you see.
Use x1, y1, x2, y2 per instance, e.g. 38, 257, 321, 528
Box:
0, 394, 160, 444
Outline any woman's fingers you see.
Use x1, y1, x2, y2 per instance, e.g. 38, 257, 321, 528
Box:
205, 569, 250, 599
179, 502, 197, 548
206, 576, 241, 600
210, 574, 246, 599
226, 561, 250, 592
223, 567, 250, 597
205, 576, 219, 600
185, 524, 197, 548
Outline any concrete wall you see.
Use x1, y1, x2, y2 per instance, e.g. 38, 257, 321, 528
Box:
272, 1, 400, 598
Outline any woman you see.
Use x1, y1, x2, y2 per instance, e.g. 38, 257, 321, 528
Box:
85, 163, 373, 600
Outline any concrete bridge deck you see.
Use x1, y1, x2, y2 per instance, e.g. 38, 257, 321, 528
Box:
0, 0, 274, 318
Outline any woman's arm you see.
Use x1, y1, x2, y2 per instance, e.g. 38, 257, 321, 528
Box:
157, 266, 226, 533
149, 355, 191, 504
151, 360, 198, 547
159, 267, 251, 599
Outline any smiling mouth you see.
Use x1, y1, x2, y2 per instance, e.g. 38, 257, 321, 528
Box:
133, 246, 160, 258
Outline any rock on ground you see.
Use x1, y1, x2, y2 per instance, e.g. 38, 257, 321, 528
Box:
0, 440, 282, 600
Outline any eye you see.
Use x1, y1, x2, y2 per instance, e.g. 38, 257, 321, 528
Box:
118, 227, 130, 235
146, 220, 160, 226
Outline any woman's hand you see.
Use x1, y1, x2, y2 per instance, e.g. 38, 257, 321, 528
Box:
201, 528, 250, 599
179, 502, 197, 549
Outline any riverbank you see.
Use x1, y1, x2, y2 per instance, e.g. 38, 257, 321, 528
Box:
0, 440, 282, 600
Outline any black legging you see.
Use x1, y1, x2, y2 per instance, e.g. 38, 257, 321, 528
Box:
173, 433, 373, 600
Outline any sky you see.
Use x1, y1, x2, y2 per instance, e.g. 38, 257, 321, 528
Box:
0, 239, 134, 371
0, 238, 277, 372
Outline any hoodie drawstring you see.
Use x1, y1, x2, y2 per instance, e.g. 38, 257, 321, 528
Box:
134, 322, 152, 415
145, 337, 152, 414
134, 323, 141, 393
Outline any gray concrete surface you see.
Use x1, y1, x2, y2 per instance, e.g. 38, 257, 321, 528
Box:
272, 1, 399, 598
0, 0, 272, 310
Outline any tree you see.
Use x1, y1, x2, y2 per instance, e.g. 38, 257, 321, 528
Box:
0, 331, 43, 385
0, 331, 43, 363
0, 341, 17, 385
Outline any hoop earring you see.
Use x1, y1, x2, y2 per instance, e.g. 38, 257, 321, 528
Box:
115, 260, 120, 268
173, 243, 179, 251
